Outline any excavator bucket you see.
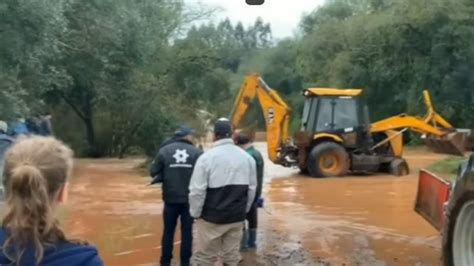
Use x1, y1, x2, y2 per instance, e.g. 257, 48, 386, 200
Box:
423, 131, 469, 157
421, 90, 470, 156
414, 169, 451, 231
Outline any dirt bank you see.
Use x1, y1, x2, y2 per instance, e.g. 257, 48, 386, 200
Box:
51, 145, 446, 265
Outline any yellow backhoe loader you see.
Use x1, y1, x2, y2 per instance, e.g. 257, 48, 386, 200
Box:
230, 73, 469, 178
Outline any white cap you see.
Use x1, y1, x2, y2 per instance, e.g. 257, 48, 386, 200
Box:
0, 121, 7, 133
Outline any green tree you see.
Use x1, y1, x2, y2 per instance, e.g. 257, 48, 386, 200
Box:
45, 0, 185, 156
298, 0, 474, 128
233, 40, 302, 130
0, 0, 68, 120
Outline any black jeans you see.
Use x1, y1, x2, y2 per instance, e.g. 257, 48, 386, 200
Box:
246, 202, 258, 229
161, 203, 193, 266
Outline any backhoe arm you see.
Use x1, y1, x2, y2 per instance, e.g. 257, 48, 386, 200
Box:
422, 90, 453, 129
230, 73, 292, 163
371, 90, 454, 136
371, 115, 447, 136
371, 90, 466, 156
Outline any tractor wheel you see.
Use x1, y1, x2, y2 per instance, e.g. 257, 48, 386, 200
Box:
307, 142, 349, 178
442, 160, 474, 266
389, 158, 410, 176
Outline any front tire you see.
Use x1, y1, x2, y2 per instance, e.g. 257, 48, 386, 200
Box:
389, 158, 410, 176
307, 142, 349, 178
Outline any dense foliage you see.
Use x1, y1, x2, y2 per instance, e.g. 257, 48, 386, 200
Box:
1, 0, 472, 157
298, 0, 474, 125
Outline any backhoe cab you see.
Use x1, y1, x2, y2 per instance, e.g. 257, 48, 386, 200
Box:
295, 88, 387, 177
230, 73, 469, 178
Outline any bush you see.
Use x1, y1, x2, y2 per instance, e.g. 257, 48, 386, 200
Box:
427, 156, 467, 177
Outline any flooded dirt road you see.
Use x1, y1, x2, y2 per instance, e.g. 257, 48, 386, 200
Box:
257, 144, 444, 266
58, 144, 445, 265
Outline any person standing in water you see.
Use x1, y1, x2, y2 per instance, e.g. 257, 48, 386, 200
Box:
233, 130, 264, 250
149, 126, 202, 266
189, 119, 257, 265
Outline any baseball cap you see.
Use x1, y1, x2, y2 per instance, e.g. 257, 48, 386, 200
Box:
214, 118, 232, 138
174, 126, 195, 138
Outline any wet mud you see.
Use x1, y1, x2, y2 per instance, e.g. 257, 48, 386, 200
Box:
1, 145, 446, 265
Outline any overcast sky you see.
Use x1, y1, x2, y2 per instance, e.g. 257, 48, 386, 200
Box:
185, 0, 325, 39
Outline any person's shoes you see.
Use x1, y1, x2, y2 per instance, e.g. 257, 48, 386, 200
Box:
247, 229, 257, 250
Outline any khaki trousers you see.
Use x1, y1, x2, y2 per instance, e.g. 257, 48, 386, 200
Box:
193, 219, 244, 266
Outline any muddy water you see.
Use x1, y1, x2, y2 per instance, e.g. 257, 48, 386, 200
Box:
256, 143, 445, 265
0, 145, 446, 265
64, 159, 164, 266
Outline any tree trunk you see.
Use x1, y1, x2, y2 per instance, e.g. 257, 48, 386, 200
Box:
84, 117, 98, 157
60, 87, 98, 157
82, 89, 99, 157
118, 143, 129, 159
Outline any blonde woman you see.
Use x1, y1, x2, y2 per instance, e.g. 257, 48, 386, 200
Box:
0, 136, 103, 265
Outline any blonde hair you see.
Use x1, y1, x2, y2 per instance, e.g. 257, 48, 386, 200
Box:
2, 136, 74, 265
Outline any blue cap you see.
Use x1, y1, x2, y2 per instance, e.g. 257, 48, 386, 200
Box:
174, 126, 195, 138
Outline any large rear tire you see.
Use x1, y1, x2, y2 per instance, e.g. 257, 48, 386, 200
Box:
307, 142, 349, 178
442, 158, 474, 266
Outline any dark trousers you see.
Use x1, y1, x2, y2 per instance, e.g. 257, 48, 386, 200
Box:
161, 203, 193, 266
246, 202, 258, 229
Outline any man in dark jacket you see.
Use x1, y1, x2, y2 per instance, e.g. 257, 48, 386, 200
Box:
149, 126, 202, 266
233, 130, 264, 250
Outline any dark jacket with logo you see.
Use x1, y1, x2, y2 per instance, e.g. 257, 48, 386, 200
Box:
0, 228, 103, 266
150, 139, 202, 204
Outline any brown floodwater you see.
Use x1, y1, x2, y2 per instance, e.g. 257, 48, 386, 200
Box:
63, 158, 164, 266
1, 144, 447, 265
256, 144, 445, 266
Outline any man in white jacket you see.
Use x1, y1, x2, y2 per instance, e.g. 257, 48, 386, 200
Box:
189, 118, 257, 266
